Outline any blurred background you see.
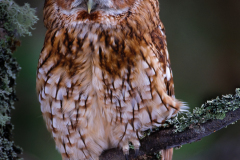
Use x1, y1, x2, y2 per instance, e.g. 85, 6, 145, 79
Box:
11, 0, 240, 160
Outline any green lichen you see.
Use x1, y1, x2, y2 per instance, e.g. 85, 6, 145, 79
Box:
0, 0, 38, 159
141, 88, 240, 143
0, 0, 38, 37
129, 143, 134, 149
0, 34, 22, 160
153, 151, 161, 159
166, 88, 240, 133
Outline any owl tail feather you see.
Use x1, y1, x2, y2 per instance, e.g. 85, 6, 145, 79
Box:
161, 148, 173, 160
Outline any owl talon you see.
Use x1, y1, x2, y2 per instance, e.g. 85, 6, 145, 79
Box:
134, 149, 139, 157
125, 154, 129, 160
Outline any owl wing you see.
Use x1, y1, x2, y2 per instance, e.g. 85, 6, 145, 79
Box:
151, 21, 185, 160
150, 21, 175, 98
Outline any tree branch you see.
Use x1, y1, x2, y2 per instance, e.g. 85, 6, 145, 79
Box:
100, 89, 240, 160
0, 1, 38, 159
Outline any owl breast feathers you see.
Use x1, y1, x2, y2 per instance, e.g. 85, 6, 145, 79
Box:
36, 0, 187, 159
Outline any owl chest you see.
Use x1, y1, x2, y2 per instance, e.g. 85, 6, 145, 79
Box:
38, 28, 150, 117
54, 25, 143, 77
51, 31, 139, 88
67, 34, 137, 102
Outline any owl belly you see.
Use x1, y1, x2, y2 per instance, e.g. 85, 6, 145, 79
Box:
37, 25, 182, 159
38, 63, 173, 159
38, 74, 113, 159
88, 59, 178, 155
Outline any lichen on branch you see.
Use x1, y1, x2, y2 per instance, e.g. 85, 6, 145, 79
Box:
0, 0, 38, 37
165, 88, 240, 133
0, 0, 38, 159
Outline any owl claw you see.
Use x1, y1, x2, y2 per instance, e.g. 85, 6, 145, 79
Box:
134, 149, 139, 157
125, 154, 129, 160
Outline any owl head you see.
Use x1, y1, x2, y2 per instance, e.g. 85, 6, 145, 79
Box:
43, 0, 159, 29
43, 0, 139, 28
55, 0, 135, 13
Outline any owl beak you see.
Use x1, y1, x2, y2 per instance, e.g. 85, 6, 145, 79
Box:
87, 0, 93, 14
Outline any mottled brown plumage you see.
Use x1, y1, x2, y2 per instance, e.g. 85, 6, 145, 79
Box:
36, 0, 187, 159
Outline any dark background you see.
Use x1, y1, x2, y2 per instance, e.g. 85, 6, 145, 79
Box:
11, 0, 240, 160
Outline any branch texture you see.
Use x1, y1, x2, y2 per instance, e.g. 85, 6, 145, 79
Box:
100, 89, 240, 160
0, 0, 38, 159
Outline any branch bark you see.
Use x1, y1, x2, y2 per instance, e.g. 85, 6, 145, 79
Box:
0, 1, 38, 159
100, 94, 240, 160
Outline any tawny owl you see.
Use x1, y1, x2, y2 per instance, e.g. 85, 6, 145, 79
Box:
36, 0, 187, 160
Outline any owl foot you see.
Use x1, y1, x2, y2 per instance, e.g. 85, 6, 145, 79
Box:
134, 149, 139, 157
125, 154, 129, 160
123, 149, 139, 160
120, 136, 140, 159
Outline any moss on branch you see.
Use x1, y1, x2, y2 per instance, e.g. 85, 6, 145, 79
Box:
0, 0, 38, 37
100, 88, 240, 160
0, 0, 38, 159
165, 88, 240, 133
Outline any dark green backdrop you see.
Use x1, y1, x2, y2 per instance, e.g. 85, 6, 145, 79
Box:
12, 0, 240, 160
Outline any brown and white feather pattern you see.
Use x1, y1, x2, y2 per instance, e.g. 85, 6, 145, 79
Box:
37, 0, 187, 159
